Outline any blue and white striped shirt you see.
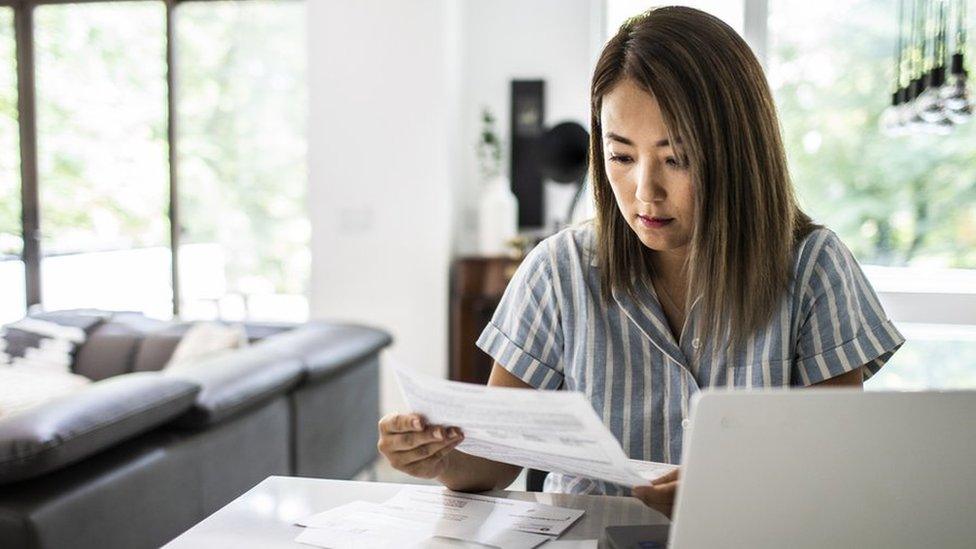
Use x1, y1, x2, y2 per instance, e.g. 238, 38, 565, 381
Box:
475, 222, 905, 496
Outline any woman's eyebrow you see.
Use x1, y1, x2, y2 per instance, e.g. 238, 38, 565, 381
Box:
605, 132, 635, 145
604, 132, 677, 148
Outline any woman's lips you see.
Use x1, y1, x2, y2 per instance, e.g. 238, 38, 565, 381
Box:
637, 215, 674, 229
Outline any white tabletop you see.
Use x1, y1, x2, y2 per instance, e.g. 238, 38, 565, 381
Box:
164, 476, 668, 548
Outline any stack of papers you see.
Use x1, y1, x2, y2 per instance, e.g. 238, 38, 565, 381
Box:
394, 366, 678, 487
294, 487, 585, 549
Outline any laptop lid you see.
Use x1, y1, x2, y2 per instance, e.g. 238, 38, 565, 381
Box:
668, 390, 976, 549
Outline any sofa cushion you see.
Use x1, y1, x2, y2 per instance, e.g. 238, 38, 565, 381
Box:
132, 322, 295, 373
164, 345, 303, 428
132, 333, 182, 373
165, 322, 248, 370
74, 314, 168, 381
0, 372, 199, 484
258, 322, 393, 382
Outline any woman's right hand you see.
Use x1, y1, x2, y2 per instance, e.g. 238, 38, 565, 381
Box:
377, 413, 465, 479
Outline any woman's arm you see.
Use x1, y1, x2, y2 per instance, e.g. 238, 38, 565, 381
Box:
435, 363, 531, 492
811, 365, 863, 388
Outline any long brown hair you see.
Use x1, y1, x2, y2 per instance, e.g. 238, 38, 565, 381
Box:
590, 6, 815, 349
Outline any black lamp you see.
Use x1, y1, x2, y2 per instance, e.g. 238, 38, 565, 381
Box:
535, 121, 590, 227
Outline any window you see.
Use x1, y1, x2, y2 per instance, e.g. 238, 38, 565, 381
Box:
769, 0, 976, 270
768, 0, 976, 389
34, 2, 172, 317
176, 0, 308, 321
0, 0, 308, 322
0, 7, 24, 324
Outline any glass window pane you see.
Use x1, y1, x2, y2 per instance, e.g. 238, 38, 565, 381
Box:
868, 323, 976, 390
0, 7, 25, 323
35, 2, 171, 317
769, 0, 976, 269
176, 0, 308, 322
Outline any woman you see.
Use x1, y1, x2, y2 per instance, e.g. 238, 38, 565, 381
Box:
377, 6, 904, 517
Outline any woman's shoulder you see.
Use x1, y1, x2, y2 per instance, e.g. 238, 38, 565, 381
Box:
524, 220, 597, 274
509, 222, 596, 295
791, 226, 864, 292
794, 226, 851, 266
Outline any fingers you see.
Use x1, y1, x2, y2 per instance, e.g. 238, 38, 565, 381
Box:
632, 481, 679, 519
395, 427, 463, 459
401, 438, 463, 478
377, 413, 466, 477
398, 435, 464, 466
380, 423, 464, 480
650, 467, 680, 485
633, 481, 678, 501
379, 412, 426, 434
384, 425, 462, 453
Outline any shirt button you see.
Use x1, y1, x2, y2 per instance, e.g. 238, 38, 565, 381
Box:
691, 338, 701, 350
681, 418, 691, 429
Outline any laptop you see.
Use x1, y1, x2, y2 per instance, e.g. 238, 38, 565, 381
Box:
668, 389, 976, 549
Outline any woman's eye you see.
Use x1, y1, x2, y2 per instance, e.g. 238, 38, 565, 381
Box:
665, 156, 688, 170
608, 154, 632, 164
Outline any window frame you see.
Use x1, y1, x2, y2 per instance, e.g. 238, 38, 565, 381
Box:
0, 0, 301, 317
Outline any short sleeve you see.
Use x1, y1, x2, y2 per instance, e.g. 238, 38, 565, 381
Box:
475, 240, 565, 390
792, 231, 905, 386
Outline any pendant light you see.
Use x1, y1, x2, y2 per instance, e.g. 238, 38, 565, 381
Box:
941, 0, 972, 122
888, 0, 970, 134
882, 0, 909, 135
918, 0, 948, 123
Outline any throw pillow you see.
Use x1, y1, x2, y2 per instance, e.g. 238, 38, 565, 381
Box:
0, 367, 92, 419
0, 310, 107, 374
164, 322, 248, 371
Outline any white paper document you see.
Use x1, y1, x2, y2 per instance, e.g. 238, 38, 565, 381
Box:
296, 487, 583, 549
394, 366, 675, 487
540, 541, 598, 548
628, 459, 679, 482
382, 486, 584, 536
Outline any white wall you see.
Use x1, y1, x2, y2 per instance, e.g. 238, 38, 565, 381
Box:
455, 0, 601, 252
308, 0, 601, 414
307, 0, 459, 414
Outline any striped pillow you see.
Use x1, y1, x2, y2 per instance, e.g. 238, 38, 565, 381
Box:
0, 312, 106, 375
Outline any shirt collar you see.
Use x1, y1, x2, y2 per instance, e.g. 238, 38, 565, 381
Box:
611, 278, 689, 368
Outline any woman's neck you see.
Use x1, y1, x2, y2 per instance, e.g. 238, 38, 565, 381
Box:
649, 246, 691, 342
649, 247, 689, 287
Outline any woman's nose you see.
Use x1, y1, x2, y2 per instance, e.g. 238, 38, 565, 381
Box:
635, 163, 666, 203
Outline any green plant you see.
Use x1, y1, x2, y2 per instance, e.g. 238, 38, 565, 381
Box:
476, 107, 503, 181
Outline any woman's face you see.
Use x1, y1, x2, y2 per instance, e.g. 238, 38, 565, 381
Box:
600, 78, 695, 256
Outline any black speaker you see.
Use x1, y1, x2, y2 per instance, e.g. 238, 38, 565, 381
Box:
510, 80, 545, 228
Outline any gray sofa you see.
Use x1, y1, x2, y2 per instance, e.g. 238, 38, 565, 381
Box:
0, 312, 391, 549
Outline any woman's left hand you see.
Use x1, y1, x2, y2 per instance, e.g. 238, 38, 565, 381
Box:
632, 468, 681, 519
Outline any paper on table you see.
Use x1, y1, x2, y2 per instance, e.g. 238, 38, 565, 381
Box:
296, 500, 381, 527
540, 540, 598, 548
295, 506, 431, 549
295, 497, 551, 549
382, 486, 584, 536
394, 365, 666, 487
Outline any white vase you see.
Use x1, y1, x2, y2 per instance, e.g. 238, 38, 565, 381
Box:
478, 175, 518, 256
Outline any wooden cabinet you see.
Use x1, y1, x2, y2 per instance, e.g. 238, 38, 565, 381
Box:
448, 257, 522, 384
